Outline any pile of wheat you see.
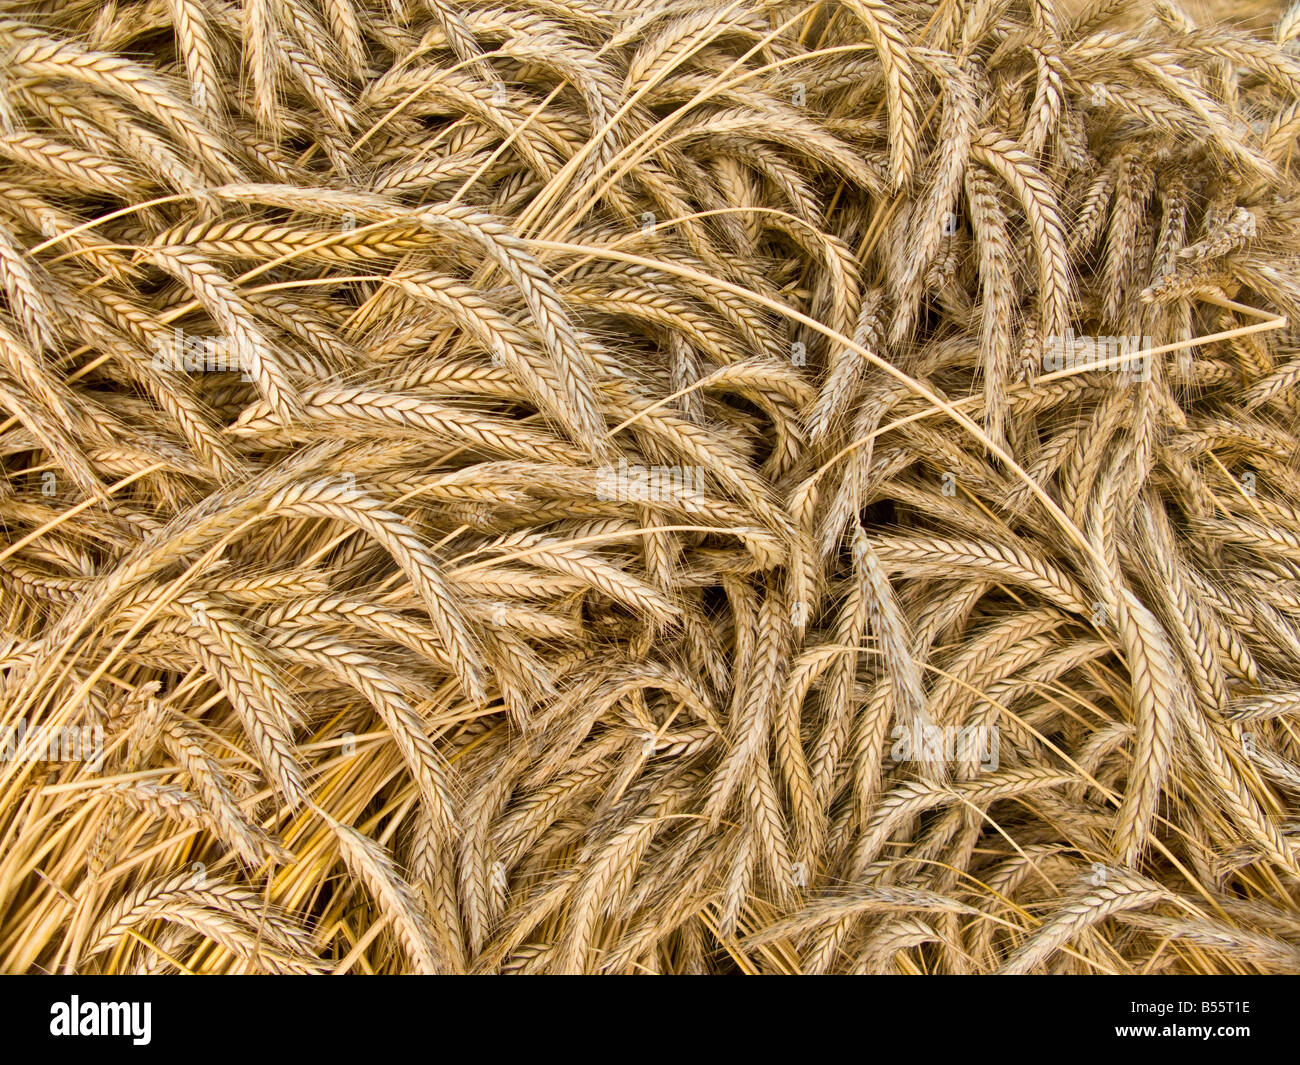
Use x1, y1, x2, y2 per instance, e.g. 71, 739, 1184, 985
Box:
1, 0, 1299, 975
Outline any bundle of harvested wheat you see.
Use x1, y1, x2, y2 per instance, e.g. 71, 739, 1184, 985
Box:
0, 0, 1298, 975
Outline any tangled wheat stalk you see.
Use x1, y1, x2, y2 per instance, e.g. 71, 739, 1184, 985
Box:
1, 0, 1299, 975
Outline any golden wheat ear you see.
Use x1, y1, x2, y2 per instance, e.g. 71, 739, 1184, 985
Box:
2, 0, 1299, 976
